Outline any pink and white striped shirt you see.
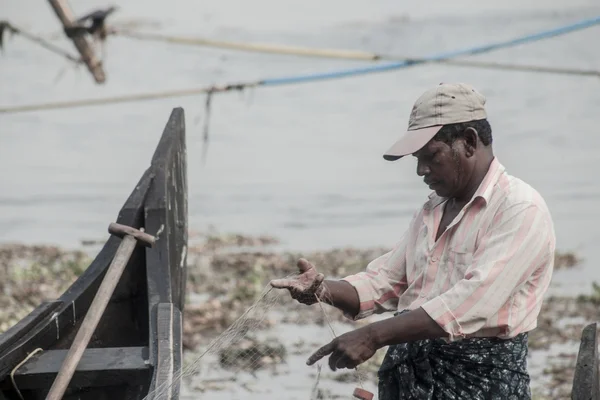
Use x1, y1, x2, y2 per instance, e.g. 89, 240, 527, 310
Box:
343, 157, 556, 342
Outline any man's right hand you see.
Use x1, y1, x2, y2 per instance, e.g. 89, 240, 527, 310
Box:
270, 258, 325, 305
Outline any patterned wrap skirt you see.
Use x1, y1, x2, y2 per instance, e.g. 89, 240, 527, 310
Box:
377, 312, 531, 400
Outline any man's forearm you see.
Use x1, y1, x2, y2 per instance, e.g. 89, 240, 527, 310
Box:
370, 307, 447, 348
320, 280, 360, 318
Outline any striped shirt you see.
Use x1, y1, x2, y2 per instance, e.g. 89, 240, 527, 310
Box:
343, 157, 556, 342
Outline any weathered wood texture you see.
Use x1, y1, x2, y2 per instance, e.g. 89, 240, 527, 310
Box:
145, 304, 182, 400
46, 234, 144, 400
0, 302, 61, 355
145, 107, 187, 399
47, 0, 106, 83
11, 347, 149, 389
0, 108, 188, 400
572, 323, 600, 400
146, 107, 188, 312
0, 169, 153, 379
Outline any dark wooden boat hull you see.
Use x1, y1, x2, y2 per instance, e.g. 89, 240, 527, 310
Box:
0, 108, 188, 400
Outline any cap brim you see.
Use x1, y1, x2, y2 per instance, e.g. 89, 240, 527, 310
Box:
383, 125, 443, 161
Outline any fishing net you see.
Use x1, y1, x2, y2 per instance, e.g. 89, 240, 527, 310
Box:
143, 277, 383, 400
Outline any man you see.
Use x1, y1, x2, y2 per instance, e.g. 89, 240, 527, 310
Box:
270, 83, 556, 399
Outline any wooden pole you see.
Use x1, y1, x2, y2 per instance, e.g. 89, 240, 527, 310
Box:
46, 0, 106, 84
45, 223, 154, 400
572, 323, 600, 400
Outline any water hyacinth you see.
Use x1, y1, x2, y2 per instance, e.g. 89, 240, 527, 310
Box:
0, 232, 597, 399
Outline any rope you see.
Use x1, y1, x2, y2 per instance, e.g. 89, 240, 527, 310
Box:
112, 18, 600, 78
1, 22, 81, 64
115, 29, 379, 61
2, 15, 600, 114
10, 348, 43, 400
423, 59, 600, 77
260, 15, 600, 86
0, 82, 253, 114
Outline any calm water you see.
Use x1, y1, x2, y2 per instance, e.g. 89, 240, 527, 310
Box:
2, 0, 600, 397
2, 0, 600, 282
3, 0, 600, 291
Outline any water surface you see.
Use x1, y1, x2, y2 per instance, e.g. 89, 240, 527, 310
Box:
2, 0, 600, 396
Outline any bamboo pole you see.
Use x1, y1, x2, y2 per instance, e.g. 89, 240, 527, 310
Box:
46, 0, 106, 84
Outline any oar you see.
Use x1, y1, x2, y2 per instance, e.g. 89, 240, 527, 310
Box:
45, 222, 155, 400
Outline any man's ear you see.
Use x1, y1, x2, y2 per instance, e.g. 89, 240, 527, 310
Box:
462, 127, 478, 157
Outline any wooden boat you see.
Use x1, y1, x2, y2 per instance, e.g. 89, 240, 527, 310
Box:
0, 108, 188, 400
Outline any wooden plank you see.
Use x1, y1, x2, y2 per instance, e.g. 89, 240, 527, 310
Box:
144, 205, 173, 307
145, 107, 188, 370
145, 107, 188, 312
0, 310, 68, 378
146, 304, 182, 400
145, 108, 187, 309
172, 306, 182, 399
47, 0, 106, 83
572, 322, 600, 400
0, 301, 61, 354
12, 347, 150, 389
150, 108, 186, 168
171, 120, 188, 314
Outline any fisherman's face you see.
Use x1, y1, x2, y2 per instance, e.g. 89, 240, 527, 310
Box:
412, 132, 476, 199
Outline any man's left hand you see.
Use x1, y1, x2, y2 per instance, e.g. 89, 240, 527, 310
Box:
306, 325, 378, 371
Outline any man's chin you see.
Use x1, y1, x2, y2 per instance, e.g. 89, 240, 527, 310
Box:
432, 187, 450, 198
427, 182, 445, 196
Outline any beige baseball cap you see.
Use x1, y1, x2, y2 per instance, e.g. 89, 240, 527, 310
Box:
383, 82, 488, 161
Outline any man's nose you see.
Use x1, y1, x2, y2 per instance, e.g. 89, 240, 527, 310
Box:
416, 160, 430, 177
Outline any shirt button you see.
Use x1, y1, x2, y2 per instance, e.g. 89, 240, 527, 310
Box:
431, 257, 438, 263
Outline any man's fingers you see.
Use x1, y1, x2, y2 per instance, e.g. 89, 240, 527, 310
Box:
329, 351, 350, 371
297, 258, 315, 274
306, 341, 336, 366
307, 273, 324, 293
270, 278, 297, 289
332, 354, 355, 370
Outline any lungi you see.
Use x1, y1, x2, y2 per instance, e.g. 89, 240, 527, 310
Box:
377, 312, 531, 400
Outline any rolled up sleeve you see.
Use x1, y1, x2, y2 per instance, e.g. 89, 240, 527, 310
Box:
341, 233, 409, 320
421, 202, 554, 341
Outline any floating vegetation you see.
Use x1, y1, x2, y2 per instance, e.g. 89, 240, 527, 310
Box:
554, 251, 582, 270
0, 233, 595, 399
0, 244, 90, 333
576, 281, 600, 305
189, 228, 280, 253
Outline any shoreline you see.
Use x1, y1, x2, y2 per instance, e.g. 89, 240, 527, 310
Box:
0, 231, 597, 399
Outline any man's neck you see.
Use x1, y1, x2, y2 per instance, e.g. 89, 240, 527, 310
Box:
453, 152, 494, 205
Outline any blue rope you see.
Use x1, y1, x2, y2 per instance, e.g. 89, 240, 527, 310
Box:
260, 15, 600, 86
